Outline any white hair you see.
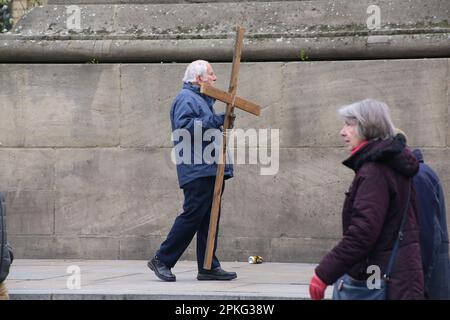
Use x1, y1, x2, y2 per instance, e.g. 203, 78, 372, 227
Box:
182, 60, 209, 83
339, 99, 395, 140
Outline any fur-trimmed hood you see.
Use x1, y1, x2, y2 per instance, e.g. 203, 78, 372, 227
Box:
342, 134, 419, 178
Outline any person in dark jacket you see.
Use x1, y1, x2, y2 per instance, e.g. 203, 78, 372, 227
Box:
0, 193, 11, 300
412, 148, 450, 299
309, 99, 424, 300
147, 60, 236, 282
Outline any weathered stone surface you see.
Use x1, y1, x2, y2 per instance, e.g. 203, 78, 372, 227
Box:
214, 236, 273, 263
118, 236, 164, 260
5, 191, 55, 235
282, 59, 449, 148
119, 64, 184, 147
8, 235, 120, 259
1, 60, 449, 262
120, 59, 449, 148
14, 1, 450, 38
54, 148, 182, 236
2, 34, 450, 63
0, 149, 55, 235
1, 60, 447, 148
447, 59, 450, 148
270, 237, 339, 263
118, 235, 198, 260
0, 64, 120, 147
221, 148, 351, 239
2, 1, 449, 62
0, 149, 55, 190
225, 63, 284, 136
47, 0, 300, 3
51, 147, 349, 239
48, 147, 450, 260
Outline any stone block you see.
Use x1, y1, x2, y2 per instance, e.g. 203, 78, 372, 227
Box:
270, 237, 339, 263
214, 236, 272, 263
221, 148, 351, 239
54, 148, 182, 236
8, 235, 120, 259
0, 149, 55, 190
0, 64, 120, 147
5, 191, 54, 235
282, 59, 449, 147
119, 64, 184, 147
447, 59, 450, 148
17, 1, 450, 37
118, 236, 162, 260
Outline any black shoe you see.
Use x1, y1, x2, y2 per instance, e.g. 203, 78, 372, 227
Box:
197, 267, 237, 281
147, 256, 176, 282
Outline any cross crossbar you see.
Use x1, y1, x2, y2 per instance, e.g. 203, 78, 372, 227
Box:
200, 83, 261, 116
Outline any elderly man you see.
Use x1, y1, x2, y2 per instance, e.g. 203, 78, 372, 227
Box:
147, 60, 236, 282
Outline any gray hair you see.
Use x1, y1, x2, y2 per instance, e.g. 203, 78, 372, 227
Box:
182, 60, 209, 83
339, 99, 395, 140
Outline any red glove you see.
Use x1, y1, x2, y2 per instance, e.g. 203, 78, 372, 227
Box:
309, 272, 327, 300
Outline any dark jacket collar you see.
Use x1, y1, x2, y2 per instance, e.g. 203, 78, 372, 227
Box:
412, 149, 424, 163
183, 82, 216, 107
343, 134, 419, 178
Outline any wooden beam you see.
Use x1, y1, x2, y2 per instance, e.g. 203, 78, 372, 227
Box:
203, 26, 245, 270
200, 83, 261, 116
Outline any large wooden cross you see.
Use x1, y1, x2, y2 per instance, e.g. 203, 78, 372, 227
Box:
201, 26, 261, 270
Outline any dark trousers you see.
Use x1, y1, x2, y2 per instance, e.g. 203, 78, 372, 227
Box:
156, 176, 222, 271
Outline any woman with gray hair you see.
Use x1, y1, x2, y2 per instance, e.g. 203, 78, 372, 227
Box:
309, 99, 424, 300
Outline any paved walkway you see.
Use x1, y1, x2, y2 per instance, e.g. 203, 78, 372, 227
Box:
6, 259, 334, 300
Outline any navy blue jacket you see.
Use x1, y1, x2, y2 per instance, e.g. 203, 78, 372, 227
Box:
170, 83, 233, 188
413, 149, 450, 299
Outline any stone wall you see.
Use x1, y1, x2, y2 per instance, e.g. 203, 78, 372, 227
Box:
1, 59, 448, 262
3, 0, 449, 62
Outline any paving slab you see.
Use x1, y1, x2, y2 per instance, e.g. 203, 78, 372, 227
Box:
6, 259, 333, 300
